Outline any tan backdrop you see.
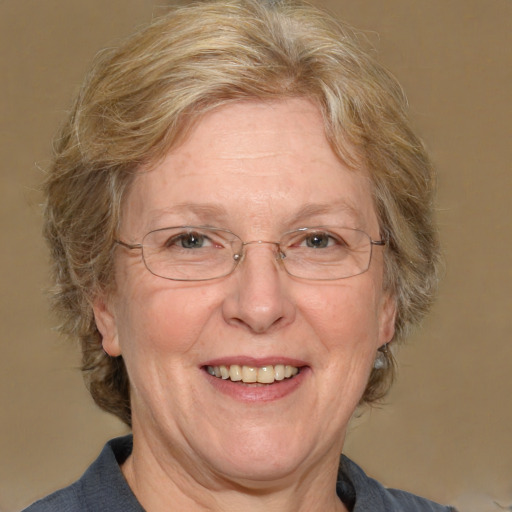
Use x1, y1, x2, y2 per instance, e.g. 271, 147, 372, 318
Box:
1, 1, 510, 511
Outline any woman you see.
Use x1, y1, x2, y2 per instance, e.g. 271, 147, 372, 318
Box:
24, 0, 454, 510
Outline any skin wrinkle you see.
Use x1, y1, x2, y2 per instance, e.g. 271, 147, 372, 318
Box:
128, 200, 371, 238
128, 421, 343, 512
128, 378, 348, 512
96, 99, 394, 512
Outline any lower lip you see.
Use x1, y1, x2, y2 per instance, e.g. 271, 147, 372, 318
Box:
203, 367, 309, 403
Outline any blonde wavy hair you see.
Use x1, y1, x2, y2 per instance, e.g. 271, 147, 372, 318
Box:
45, 0, 440, 426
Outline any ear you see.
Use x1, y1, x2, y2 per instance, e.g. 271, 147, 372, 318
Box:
93, 292, 122, 357
378, 292, 397, 347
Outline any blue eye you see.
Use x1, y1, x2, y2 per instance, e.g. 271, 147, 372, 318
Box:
301, 231, 345, 249
180, 233, 205, 249
304, 233, 331, 248
166, 232, 211, 249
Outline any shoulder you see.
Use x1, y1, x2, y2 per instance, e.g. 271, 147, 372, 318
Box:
21, 436, 143, 512
338, 455, 456, 512
22, 483, 82, 512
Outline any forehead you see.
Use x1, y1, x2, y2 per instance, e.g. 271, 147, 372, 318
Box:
122, 98, 378, 235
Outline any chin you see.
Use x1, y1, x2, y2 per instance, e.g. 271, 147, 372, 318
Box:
198, 427, 317, 485
214, 454, 305, 486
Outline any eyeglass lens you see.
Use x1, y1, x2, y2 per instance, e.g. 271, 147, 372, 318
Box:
138, 226, 376, 281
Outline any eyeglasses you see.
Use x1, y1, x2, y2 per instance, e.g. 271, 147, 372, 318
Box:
115, 226, 385, 281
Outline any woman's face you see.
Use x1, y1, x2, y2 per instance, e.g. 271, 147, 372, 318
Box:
94, 98, 395, 485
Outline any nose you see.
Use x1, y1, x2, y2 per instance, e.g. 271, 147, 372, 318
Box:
222, 242, 296, 334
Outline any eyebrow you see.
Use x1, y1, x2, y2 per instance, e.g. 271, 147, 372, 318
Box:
146, 203, 230, 227
146, 200, 364, 229
283, 201, 364, 227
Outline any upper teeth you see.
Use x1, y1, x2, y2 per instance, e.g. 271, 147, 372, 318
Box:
206, 364, 299, 384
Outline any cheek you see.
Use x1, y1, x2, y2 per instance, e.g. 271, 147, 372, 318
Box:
298, 281, 383, 356
116, 283, 222, 360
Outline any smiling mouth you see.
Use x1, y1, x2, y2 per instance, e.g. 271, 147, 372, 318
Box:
205, 364, 300, 384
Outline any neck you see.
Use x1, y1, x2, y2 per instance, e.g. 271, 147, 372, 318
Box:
121, 430, 349, 512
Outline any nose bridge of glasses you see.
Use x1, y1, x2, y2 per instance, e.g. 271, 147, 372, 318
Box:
242, 239, 280, 248
233, 239, 285, 263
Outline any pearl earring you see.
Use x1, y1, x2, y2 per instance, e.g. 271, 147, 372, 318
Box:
373, 344, 389, 370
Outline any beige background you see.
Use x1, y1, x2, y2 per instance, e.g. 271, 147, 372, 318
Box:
1, 1, 510, 511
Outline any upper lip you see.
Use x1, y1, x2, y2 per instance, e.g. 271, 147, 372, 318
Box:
201, 356, 309, 368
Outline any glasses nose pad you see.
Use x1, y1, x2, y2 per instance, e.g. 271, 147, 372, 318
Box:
231, 239, 245, 265
231, 242, 285, 269
272, 247, 287, 273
